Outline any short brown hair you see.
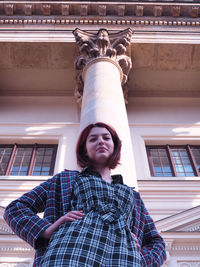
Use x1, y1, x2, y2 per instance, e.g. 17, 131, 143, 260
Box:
76, 122, 121, 169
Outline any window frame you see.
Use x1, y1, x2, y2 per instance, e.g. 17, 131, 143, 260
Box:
0, 143, 57, 176
146, 145, 200, 177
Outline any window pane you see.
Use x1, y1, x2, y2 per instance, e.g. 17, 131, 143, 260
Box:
184, 165, 193, 172
148, 148, 173, 177
0, 147, 13, 175
10, 147, 33, 176
171, 149, 195, 177
154, 166, 162, 172
163, 166, 171, 172
32, 146, 55, 176
32, 171, 40, 175
0, 144, 57, 176
191, 148, 200, 175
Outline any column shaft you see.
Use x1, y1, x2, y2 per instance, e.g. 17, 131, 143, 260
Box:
81, 58, 137, 188
74, 28, 138, 188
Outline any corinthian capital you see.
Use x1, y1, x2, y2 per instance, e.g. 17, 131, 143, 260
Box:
73, 28, 133, 102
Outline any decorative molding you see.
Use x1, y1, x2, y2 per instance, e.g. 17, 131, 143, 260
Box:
24, 4, 32, 16
0, 1, 200, 28
156, 205, 200, 233
161, 232, 200, 264
61, 4, 69, 16
0, 18, 200, 27
191, 7, 199, 18
0, 263, 32, 267
161, 232, 200, 240
178, 261, 200, 267
4, 4, 14, 16
180, 222, 200, 232
136, 6, 144, 17
172, 6, 181, 17
1, 31, 200, 45
156, 206, 200, 232
154, 6, 162, 17
118, 5, 125, 17
172, 245, 200, 252
80, 5, 88, 17
42, 4, 51, 16
73, 28, 132, 102
186, 225, 200, 232
0, 235, 34, 254
0, 247, 33, 252
0, 224, 14, 235
0, 1, 199, 18
98, 5, 106, 17
138, 180, 200, 192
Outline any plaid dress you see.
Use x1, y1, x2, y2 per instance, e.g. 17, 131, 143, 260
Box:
40, 172, 141, 267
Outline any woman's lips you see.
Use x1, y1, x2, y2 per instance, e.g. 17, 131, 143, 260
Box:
96, 147, 107, 152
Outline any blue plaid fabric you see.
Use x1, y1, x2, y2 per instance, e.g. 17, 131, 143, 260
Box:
4, 169, 166, 266
40, 173, 141, 266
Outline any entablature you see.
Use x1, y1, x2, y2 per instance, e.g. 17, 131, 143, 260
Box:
0, 1, 200, 30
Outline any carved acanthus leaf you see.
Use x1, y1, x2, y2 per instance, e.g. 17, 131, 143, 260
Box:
73, 28, 133, 102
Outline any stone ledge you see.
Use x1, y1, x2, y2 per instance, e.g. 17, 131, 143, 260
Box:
0, 1, 200, 19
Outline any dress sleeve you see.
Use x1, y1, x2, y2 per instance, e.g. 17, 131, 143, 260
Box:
3, 177, 54, 249
133, 192, 167, 266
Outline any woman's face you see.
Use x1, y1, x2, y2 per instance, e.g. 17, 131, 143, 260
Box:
86, 127, 114, 167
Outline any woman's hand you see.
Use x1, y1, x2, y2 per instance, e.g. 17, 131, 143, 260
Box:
61, 210, 85, 222
131, 232, 141, 252
41, 210, 85, 239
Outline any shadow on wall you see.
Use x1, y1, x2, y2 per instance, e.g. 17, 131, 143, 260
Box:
172, 122, 200, 137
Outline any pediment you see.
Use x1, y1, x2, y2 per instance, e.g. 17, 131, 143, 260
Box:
0, 206, 14, 234
156, 205, 200, 233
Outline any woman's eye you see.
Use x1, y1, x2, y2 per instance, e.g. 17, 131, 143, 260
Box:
89, 138, 96, 142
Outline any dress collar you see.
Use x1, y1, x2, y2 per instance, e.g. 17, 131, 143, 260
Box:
80, 167, 124, 185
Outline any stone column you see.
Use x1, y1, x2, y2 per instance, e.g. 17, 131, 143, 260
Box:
73, 28, 137, 189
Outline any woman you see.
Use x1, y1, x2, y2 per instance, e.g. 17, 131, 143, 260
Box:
4, 122, 166, 266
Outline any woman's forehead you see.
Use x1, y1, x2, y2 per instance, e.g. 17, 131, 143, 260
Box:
88, 127, 111, 136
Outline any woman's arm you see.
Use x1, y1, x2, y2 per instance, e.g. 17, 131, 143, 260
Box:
140, 222, 167, 266
40, 210, 85, 239
3, 178, 53, 249
133, 192, 167, 266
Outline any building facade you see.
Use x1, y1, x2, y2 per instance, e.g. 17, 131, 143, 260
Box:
0, 0, 200, 266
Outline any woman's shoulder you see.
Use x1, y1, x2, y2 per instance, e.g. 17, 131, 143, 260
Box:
47, 169, 80, 184
131, 188, 140, 197
130, 188, 144, 204
62, 169, 80, 176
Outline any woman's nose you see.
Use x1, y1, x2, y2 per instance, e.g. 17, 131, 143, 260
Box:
98, 137, 104, 144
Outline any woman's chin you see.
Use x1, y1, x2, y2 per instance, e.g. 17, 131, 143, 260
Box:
93, 158, 110, 168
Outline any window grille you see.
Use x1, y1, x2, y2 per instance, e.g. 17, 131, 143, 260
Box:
0, 144, 57, 176
146, 145, 200, 177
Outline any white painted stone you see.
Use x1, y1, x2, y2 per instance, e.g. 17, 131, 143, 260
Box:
80, 59, 138, 188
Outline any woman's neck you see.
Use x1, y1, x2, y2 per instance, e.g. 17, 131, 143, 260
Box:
94, 166, 112, 183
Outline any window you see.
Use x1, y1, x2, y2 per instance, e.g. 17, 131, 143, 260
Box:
0, 144, 57, 176
146, 145, 200, 177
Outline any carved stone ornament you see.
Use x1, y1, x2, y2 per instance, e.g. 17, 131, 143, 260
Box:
73, 28, 133, 102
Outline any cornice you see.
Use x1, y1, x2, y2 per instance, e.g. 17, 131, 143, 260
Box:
0, 223, 14, 234
138, 179, 200, 192
155, 205, 200, 232
1, 31, 200, 45
0, 1, 200, 29
161, 232, 200, 254
0, 246, 33, 252
0, 234, 34, 252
